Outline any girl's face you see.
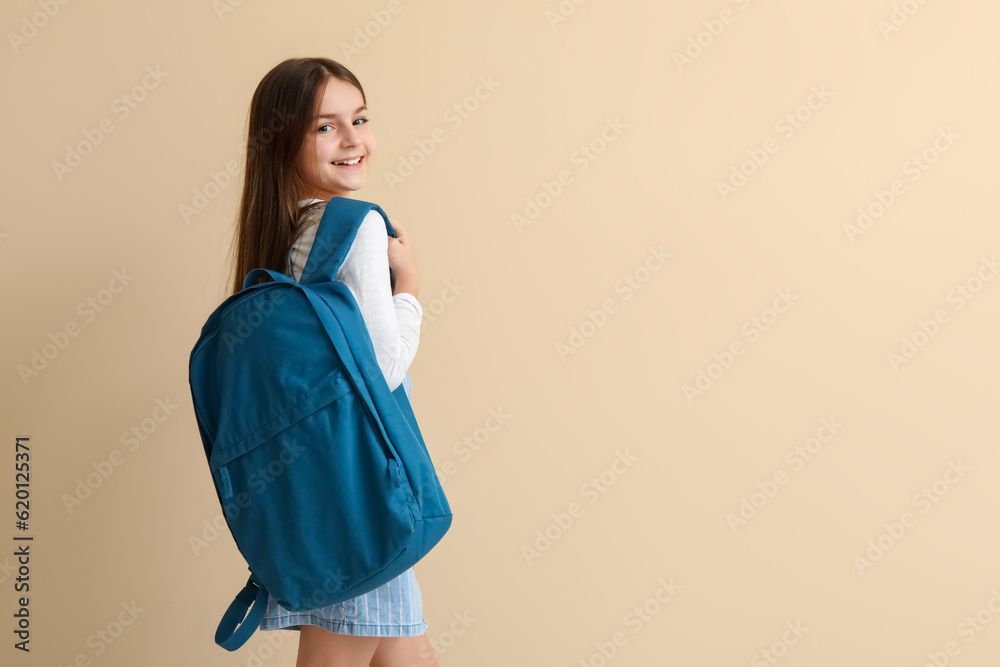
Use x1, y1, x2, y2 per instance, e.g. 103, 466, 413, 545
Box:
296, 76, 375, 201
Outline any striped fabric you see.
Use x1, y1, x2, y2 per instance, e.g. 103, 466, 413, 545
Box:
259, 566, 427, 637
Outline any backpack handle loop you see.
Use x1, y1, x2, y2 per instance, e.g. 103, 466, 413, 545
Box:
242, 268, 296, 291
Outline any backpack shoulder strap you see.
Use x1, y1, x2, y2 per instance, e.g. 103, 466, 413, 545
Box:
214, 571, 269, 651
299, 196, 396, 285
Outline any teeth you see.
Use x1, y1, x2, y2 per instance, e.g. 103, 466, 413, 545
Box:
334, 157, 362, 165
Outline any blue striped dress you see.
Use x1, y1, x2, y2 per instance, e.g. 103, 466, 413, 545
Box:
258, 565, 428, 637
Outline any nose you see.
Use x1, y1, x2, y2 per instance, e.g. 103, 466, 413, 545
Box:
340, 123, 359, 147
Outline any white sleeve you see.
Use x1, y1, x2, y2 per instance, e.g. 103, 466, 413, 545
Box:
334, 210, 423, 390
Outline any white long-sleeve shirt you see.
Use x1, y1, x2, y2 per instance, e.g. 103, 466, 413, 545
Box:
285, 199, 422, 391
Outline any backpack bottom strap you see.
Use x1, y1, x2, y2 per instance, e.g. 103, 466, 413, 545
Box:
215, 572, 269, 651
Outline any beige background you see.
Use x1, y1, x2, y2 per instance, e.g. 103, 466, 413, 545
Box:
2, 0, 999, 665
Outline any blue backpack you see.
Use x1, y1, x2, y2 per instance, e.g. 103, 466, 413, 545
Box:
188, 196, 452, 651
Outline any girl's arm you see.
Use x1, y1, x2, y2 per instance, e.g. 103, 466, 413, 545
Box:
386, 215, 420, 299
336, 210, 422, 390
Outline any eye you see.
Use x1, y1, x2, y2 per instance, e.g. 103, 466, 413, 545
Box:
353, 117, 369, 126
318, 124, 332, 133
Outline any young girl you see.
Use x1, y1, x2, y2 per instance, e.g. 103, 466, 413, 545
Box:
228, 57, 439, 667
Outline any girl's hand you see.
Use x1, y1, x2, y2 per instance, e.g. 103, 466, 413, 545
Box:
387, 215, 420, 298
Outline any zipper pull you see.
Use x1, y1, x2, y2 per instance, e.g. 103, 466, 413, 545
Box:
388, 459, 401, 488
218, 465, 233, 498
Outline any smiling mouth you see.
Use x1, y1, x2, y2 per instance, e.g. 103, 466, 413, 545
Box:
332, 156, 364, 166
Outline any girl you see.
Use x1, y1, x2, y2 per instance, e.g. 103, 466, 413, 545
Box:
228, 57, 438, 667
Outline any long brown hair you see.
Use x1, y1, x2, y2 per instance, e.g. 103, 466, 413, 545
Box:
227, 57, 367, 296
